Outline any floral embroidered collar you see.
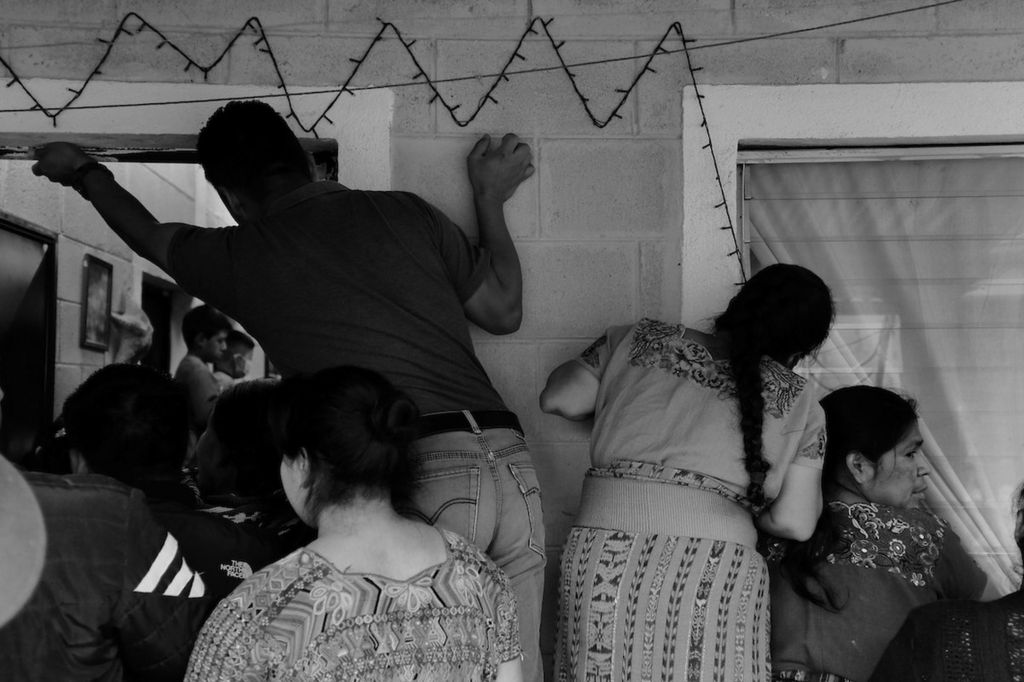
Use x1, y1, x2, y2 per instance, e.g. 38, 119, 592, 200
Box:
825, 500, 947, 588
626, 318, 806, 418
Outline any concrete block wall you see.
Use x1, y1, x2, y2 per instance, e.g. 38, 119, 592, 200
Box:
3, 0, 1024, 674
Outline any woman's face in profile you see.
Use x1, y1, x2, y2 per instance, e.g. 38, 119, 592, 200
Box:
860, 422, 928, 509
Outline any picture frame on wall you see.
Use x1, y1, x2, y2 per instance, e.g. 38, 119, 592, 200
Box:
80, 254, 113, 351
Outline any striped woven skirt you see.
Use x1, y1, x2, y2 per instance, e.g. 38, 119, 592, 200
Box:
555, 462, 770, 682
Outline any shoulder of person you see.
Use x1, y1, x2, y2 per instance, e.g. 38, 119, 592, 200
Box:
27, 471, 136, 509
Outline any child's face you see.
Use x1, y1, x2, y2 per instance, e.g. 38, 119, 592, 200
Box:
196, 331, 229, 363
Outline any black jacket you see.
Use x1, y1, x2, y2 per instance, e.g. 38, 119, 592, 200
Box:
0, 473, 212, 681
138, 479, 304, 599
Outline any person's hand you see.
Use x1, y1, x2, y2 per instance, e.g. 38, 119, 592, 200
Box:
467, 133, 534, 203
31, 142, 94, 186
111, 309, 154, 364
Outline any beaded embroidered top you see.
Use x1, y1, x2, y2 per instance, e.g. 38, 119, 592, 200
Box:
185, 529, 520, 681
823, 501, 946, 585
577, 318, 827, 505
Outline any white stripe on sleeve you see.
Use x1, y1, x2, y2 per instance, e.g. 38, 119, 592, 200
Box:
188, 572, 206, 598
164, 558, 196, 597
134, 533, 179, 593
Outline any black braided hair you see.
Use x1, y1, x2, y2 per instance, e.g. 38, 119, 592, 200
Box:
714, 264, 834, 509
782, 385, 918, 610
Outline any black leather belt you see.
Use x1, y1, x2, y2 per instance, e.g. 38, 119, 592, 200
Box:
416, 410, 522, 438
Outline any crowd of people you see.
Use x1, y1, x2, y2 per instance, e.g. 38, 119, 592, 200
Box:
0, 99, 1020, 681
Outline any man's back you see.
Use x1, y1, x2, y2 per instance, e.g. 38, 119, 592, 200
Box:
0, 473, 210, 681
168, 183, 505, 414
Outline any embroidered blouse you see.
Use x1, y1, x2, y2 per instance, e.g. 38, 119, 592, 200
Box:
577, 318, 827, 504
768, 501, 987, 682
185, 529, 521, 681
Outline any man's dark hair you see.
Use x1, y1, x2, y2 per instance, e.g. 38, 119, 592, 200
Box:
181, 305, 232, 350
63, 364, 190, 486
196, 100, 311, 195
226, 329, 255, 351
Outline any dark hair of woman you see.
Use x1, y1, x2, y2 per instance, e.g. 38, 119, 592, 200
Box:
714, 263, 834, 510
781, 385, 919, 610
207, 379, 280, 497
270, 366, 420, 523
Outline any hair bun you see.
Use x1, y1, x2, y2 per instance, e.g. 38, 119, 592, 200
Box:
369, 395, 419, 444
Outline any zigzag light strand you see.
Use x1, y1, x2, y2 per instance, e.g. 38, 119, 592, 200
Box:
0, 2, 961, 275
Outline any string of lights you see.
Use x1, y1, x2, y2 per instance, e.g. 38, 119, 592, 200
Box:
0, 0, 959, 275
0, 0, 961, 127
674, 23, 746, 281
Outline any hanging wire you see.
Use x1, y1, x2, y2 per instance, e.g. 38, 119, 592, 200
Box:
0, 0, 962, 131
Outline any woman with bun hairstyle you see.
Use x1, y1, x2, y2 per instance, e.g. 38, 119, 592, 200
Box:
541, 263, 835, 681
767, 385, 986, 682
186, 366, 524, 682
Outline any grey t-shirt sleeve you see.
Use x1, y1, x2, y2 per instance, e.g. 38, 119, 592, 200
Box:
415, 197, 490, 302
166, 225, 238, 311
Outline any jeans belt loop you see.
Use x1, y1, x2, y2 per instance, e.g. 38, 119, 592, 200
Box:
462, 409, 483, 435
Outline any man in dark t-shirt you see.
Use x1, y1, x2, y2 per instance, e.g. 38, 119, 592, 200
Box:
32, 100, 545, 681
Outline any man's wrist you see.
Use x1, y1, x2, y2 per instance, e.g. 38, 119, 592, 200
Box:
71, 160, 113, 200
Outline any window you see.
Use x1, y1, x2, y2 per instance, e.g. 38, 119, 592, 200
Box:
739, 147, 1024, 585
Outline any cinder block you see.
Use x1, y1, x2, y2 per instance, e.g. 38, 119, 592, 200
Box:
97, 28, 233, 85
938, 0, 1024, 32
229, 35, 435, 133
638, 37, 835, 131
1, 159, 62, 232
57, 300, 105, 366
639, 239, 680, 320
471, 340, 540, 436
56, 236, 86, 303
531, 441, 591, 548
516, 242, 637, 338
531, 0, 731, 37
392, 136, 539, 238
327, 1, 529, 37
53, 363, 83, 414
540, 139, 680, 238
61, 186, 133, 261
840, 36, 1024, 83
436, 38, 636, 135
113, 0, 325, 30
0, 0, 117, 27
536, 341, 597, 444
0, 26, 221, 84
734, 0, 938, 35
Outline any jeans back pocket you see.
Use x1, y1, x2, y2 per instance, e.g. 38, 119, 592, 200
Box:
399, 465, 482, 543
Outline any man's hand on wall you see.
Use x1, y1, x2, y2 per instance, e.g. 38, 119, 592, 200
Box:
31, 142, 94, 186
467, 133, 534, 204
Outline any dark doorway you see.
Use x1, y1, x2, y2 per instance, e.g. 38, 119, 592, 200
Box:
140, 277, 173, 373
0, 216, 56, 464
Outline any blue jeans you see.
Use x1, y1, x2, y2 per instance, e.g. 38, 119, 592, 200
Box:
402, 426, 546, 682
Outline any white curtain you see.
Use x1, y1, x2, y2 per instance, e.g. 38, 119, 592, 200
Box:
744, 155, 1024, 593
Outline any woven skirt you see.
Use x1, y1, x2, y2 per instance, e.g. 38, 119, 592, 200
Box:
555, 463, 771, 682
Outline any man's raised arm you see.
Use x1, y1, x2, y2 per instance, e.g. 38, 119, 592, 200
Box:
462, 133, 534, 335
32, 142, 190, 271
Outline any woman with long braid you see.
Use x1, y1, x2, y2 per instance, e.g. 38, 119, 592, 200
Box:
541, 263, 834, 681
